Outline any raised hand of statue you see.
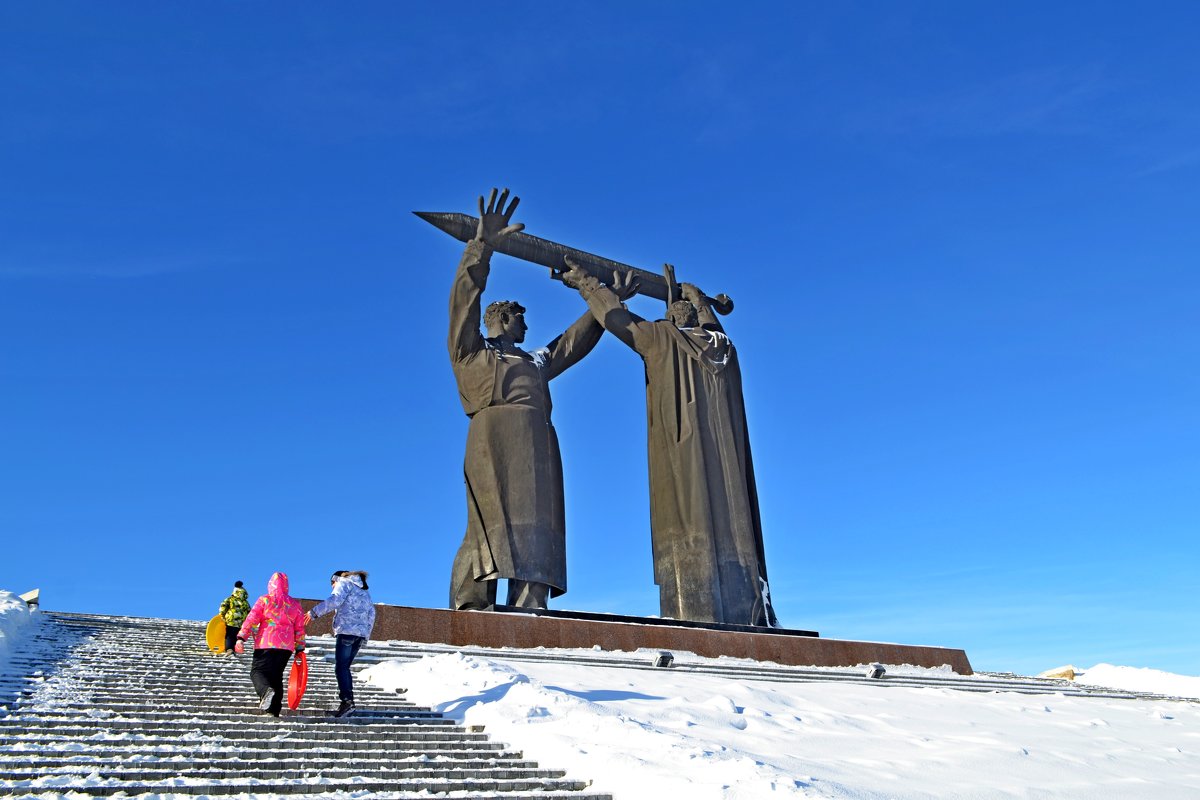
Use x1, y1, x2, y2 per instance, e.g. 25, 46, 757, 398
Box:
612, 269, 639, 301
679, 281, 705, 305
475, 187, 524, 246
560, 255, 602, 292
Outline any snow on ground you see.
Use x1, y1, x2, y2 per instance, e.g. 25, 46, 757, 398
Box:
1074, 664, 1200, 700
0, 590, 34, 671
364, 651, 1200, 799
1, 593, 1197, 798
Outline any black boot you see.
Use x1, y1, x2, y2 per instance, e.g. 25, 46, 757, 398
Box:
334, 699, 355, 718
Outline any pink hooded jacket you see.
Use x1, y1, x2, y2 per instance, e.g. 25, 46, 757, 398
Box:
238, 572, 306, 651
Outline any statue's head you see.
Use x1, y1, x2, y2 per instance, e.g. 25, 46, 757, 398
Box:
666, 300, 698, 329
484, 300, 527, 343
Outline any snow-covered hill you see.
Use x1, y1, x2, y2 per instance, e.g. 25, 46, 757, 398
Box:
2, 592, 1197, 798
1058, 663, 1200, 701
363, 649, 1200, 799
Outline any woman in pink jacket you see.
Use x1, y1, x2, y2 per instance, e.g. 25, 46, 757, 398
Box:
235, 572, 306, 717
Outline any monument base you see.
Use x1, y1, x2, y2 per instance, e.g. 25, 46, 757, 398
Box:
299, 601, 973, 675
489, 605, 820, 638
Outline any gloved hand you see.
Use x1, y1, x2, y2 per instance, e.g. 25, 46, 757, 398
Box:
234, 639, 245, 655
295, 644, 305, 653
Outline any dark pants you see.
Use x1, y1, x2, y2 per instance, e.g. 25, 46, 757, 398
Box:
335, 634, 366, 704
223, 626, 241, 653
250, 648, 291, 716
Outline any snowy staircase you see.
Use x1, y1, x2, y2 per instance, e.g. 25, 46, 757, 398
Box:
0, 612, 610, 799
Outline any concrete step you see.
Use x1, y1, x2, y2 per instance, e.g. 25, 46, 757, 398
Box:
0, 751, 537, 768
0, 697, 420, 714
0, 736, 510, 754
0, 700, 417, 717
0, 721, 486, 741
3, 675, 407, 692
0, 727, 500, 744
0, 765, 571, 781
0, 776, 602, 796
0, 677, 398, 691
9, 790, 612, 800
0, 705, 445, 720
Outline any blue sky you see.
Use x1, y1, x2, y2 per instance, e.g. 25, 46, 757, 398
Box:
2, 3, 1197, 677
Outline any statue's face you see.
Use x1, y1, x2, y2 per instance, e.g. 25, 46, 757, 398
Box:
500, 311, 527, 343
667, 301, 698, 329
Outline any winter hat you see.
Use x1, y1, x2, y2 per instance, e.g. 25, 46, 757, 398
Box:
234, 581, 243, 589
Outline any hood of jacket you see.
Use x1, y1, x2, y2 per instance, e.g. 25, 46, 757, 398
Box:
232, 587, 248, 601
267, 572, 290, 600
338, 573, 365, 590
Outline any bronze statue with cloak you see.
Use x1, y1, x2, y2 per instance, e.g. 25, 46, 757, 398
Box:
563, 261, 778, 627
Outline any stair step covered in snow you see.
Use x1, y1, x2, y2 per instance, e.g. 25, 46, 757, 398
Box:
0, 611, 611, 799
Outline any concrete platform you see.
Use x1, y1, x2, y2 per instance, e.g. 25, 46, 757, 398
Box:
300, 601, 973, 674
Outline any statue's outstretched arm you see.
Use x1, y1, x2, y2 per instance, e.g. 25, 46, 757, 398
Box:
561, 257, 657, 355
543, 308, 603, 380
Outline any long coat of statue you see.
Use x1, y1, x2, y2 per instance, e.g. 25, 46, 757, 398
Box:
448, 239, 603, 605
578, 279, 777, 627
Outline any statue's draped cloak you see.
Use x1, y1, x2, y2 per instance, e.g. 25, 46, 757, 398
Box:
584, 286, 776, 626
448, 240, 602, 598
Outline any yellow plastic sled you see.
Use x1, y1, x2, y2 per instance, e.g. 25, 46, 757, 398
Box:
205, 614, 227, 654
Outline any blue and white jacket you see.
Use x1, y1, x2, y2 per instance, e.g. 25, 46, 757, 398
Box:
311, 573, 376, 639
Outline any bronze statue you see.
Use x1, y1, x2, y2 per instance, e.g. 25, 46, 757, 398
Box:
447, 190, 604, 611
562, 259, 778, 627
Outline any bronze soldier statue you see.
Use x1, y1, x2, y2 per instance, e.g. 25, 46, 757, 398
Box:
562, 259, 778, 627
447, 190, 604, 611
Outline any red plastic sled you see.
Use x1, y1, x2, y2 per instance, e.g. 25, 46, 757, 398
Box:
288, 651, 308, 710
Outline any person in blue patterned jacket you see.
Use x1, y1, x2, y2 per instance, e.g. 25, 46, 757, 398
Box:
305, 570, 376, 717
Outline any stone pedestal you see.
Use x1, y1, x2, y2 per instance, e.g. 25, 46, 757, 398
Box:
300, 601, 973, 674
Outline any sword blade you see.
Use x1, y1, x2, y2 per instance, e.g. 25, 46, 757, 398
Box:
414, 211, 673, 303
